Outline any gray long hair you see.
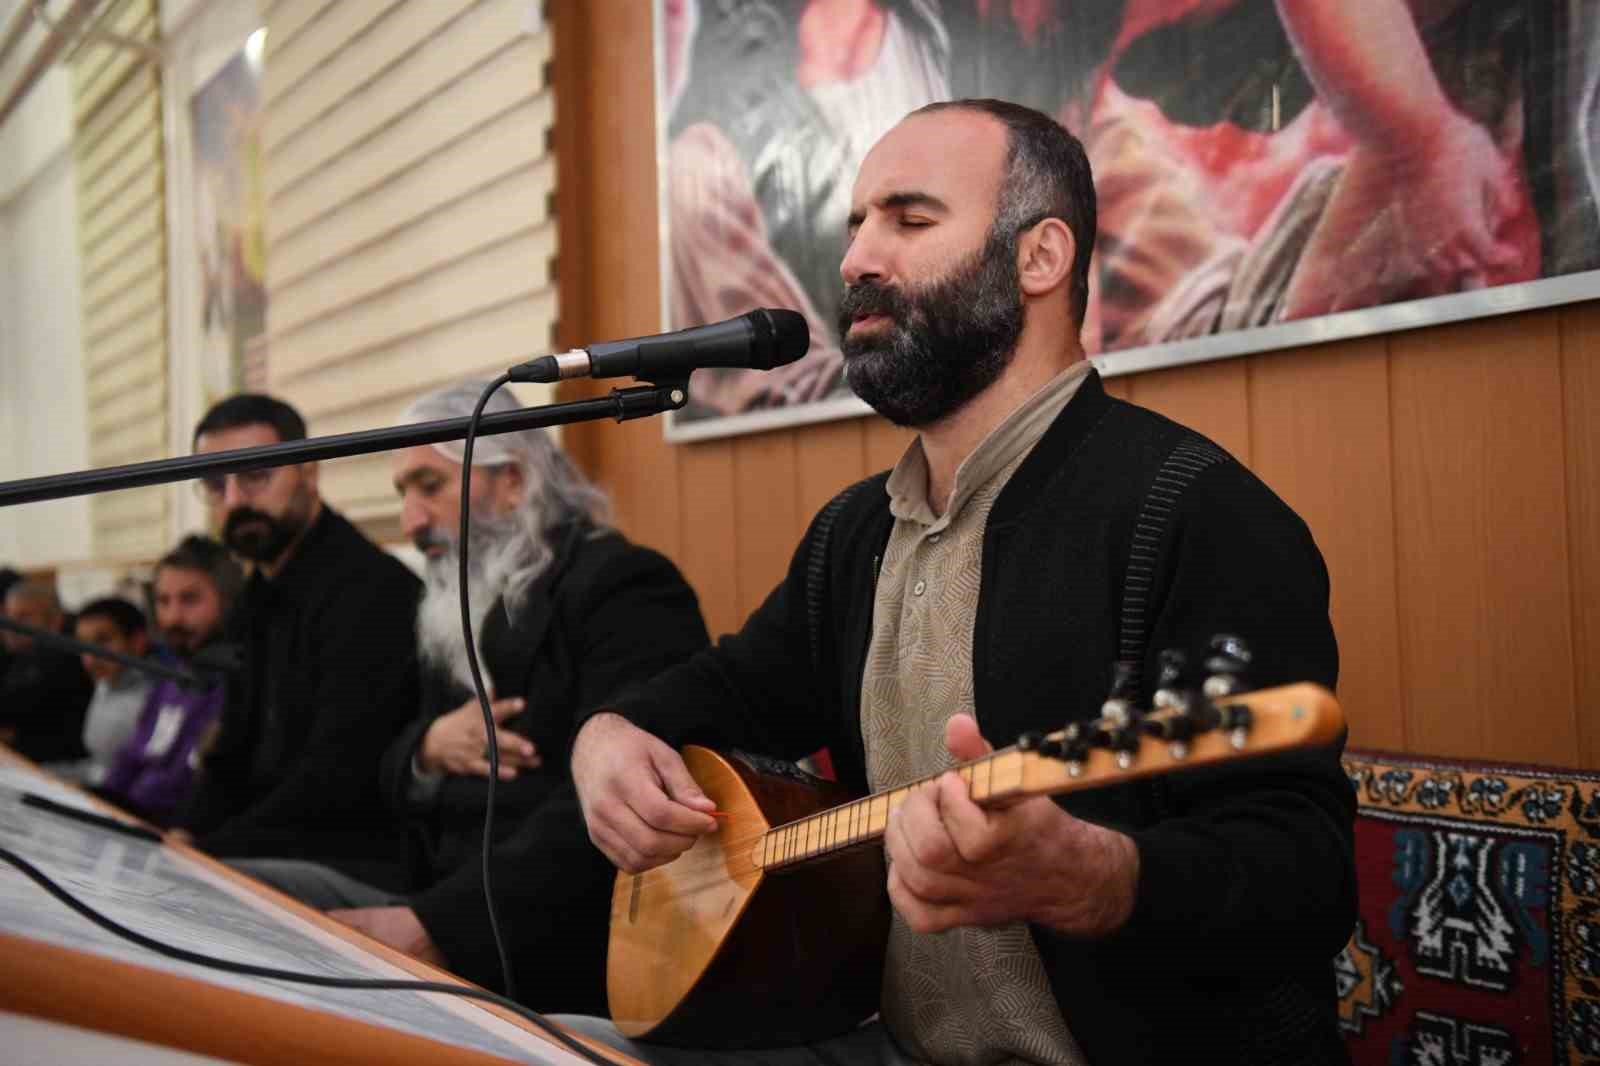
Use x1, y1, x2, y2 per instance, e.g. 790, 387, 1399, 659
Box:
404, 381, 610, 615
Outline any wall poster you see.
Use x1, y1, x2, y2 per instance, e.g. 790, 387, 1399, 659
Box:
190, 31, 267, 398
657, 0, 1600, 441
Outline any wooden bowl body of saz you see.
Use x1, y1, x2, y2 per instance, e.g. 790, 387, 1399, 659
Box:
607, 746, 889, 1048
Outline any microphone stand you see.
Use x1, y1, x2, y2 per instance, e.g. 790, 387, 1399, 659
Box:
0, 379, 690, 509
0, 615, 211, 689
0, 372, 688, 1019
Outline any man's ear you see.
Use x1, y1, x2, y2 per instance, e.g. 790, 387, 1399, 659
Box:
300, 461, 320, 492
1016, 218, 1075, 300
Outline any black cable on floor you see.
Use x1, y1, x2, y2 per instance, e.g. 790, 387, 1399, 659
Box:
0, 844, 618, 1066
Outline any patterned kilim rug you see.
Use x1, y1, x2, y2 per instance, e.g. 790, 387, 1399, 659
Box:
1339, 750, 1600, 1065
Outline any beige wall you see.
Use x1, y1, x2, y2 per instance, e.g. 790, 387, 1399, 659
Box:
0, 62, 91, 572
260, 0, 558, 542
551, 1, 1600, 771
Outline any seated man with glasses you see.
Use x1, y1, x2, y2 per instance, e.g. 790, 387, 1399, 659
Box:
177, 394, 422, 895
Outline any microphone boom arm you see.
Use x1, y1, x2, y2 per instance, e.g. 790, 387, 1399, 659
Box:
0, 615, 207, 689
0, 381, 689, 509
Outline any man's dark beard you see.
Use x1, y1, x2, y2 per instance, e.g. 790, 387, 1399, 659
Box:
163, 626, 211, 658
836, 228, 1025, 427
223, 504, 306, 563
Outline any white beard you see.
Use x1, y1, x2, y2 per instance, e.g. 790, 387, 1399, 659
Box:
415, 514, 531, 692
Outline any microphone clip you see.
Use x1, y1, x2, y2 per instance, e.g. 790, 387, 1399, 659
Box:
606, 377, 691, 423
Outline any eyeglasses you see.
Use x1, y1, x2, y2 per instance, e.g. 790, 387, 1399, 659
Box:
194, 468, 277, 501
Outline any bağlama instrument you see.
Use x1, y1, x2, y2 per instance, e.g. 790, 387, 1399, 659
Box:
605, 648, 1343, 1048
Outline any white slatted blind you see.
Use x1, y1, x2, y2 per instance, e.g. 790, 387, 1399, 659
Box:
72, 0, 168, 561
261, 0, 558, 542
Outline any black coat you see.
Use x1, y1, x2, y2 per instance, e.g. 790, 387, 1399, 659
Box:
383, 524, 711, 886
0, 641, 92, 764
186, 506, 421, 889
405, 526, 709, 1008
589, 370, 1355, 1064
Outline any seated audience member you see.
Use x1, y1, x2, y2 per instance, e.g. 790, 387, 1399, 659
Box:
248, 383, 710, 963
179, 394, 422, 891
0, 566, 21, 680
54, 597, 154, 785
0, 581, 93, 763
100, 537, 242, 825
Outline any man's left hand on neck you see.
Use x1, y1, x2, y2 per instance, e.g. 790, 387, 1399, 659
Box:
883, 712, 1138, 938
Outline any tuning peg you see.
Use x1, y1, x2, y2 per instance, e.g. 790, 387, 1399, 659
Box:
1153, 649, 1189, 709
1106, 717, 1141, 769
1108, 661, 1140, 700
1217, 702, 1253, 749
1101, 661, 1139, 724
1156, 648, 1187, 687
1209, 633, 1252, 664
1020, 729, 1070, 761
1202, 634, 1252, 698
1144, 711, 1196, 743
1033, 722, 1093, 775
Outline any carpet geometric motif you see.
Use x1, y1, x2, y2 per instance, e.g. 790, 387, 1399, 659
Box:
1335, 917, 1402, 1036
1341, 751, 1600, 1066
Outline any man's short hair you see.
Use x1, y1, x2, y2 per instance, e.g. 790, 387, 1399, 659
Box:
76, 597, 147, 638
192, 394, 307, 449
0, 567, 21, 605
156, 535, 245, 614
913, 98, 1098, 327
5, 579, 60, 613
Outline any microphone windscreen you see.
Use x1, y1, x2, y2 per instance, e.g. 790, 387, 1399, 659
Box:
757, 308, 811, 369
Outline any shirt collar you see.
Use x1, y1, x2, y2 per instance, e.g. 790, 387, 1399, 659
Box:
884, 360, 1093, 529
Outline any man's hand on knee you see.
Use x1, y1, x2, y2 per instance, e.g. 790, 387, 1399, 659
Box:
329, 905, 448, 968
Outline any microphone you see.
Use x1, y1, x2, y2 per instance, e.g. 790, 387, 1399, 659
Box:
509, 308, 810, 384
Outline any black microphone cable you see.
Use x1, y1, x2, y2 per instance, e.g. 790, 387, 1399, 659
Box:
459, 373, 518, 1002
0, 377, 617, 1064
0, 845, 618, 1065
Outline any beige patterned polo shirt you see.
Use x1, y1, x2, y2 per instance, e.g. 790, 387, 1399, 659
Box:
863, 360, 1091, 1065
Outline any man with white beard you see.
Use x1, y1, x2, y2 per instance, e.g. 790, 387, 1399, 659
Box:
250, 382, 709, 1008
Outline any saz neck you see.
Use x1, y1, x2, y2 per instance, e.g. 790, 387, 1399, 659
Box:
750, 682, 1340, 871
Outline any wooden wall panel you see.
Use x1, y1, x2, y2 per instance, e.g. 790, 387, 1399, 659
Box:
553, 0, 1600, 768
796, 419, 869, 520
1390, 314, 1576, 765
676, 441, 739, 638
733, 431, 801, 620
864, 418, 915, 473
71, 0, 168, 561
1563, 302, 1600, 770
592, 416, 683, 571
1249, 337, 1403, 751
262, 0, 558, 541
1123, 358, 1252, 462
